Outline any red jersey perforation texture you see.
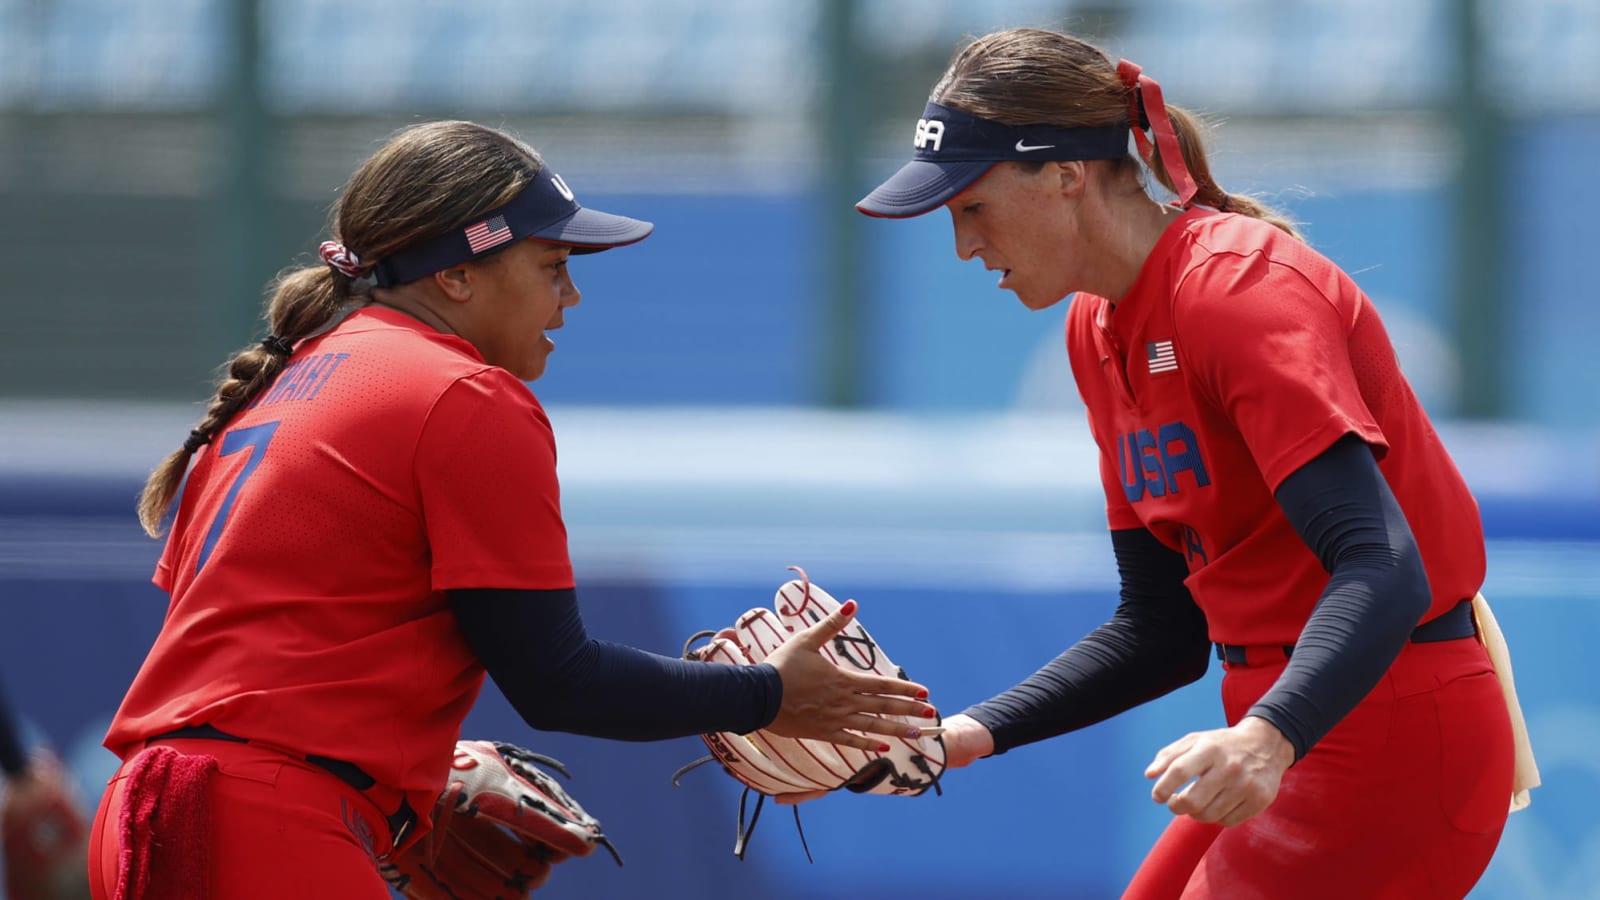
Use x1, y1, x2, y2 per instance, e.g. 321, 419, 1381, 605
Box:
1067, 209, 1484, 646
107, 306, 574, 823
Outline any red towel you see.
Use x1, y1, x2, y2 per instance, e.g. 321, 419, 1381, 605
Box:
114, 746, 217, 900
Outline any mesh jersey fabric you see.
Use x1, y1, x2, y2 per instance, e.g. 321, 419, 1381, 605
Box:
106, 305, 575, 828
1066, 209, 1484, 645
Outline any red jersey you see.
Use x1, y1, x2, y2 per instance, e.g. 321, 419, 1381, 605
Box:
1067, 208, 1484, 646
106, 306, 574, 818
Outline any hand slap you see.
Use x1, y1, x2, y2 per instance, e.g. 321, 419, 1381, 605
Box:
678, 567, 947, 805
765, 597, 935, 750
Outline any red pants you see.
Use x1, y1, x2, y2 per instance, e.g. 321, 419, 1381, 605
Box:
89, 738, 395, 900
1124, 636, 1513, 900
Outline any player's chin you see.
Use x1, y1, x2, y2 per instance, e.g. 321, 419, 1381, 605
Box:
516, 354, 552, 382
1016, 287, 1070, 311
517, 340, 556, 381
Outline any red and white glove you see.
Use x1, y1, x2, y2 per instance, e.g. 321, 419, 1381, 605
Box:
379, 741, 618, 899
682, 568, 946, 798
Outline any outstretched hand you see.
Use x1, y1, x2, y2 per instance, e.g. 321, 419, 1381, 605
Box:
933, 714, 994, 769
1145, 716, 1294, 827
775, 712, 989, 807
763, 598, 937, 753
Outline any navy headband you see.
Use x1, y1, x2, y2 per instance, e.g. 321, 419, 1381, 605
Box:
857, 102, 1131, 218
372, 167, 654, 288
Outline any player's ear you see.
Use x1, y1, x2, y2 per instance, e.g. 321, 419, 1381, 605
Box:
432, 265, 474, 304
1052, 160, 1087, 199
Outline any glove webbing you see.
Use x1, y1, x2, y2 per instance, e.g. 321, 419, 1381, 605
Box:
486, 744, 626, 868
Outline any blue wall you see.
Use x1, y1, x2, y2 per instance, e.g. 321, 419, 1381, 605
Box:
1506, 117, 1600, 427
533, 194, 825, 407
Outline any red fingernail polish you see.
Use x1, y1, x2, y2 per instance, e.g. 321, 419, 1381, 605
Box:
879, 744, 891, 753
922, 708, 936, 718
915, 688, 929, 700
841, 599, 857, 615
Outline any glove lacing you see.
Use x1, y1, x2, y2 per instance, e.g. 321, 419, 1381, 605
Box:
670, 757, 820, 863
493, 743, 626, 867
672, 567, 941, 862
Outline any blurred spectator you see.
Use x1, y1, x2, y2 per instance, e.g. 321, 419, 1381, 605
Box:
1, 675, 91, 900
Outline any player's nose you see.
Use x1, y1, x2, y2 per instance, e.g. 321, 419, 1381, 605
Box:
950, 219, 981, 262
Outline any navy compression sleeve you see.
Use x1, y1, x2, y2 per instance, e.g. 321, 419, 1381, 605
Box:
450, 587, 782, 741
961, 527, 1210, 754
1247, 433, 1431, 759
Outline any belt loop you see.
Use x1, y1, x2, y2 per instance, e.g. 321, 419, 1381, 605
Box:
1214, 643, 1290, 667
387, 799, 418, 851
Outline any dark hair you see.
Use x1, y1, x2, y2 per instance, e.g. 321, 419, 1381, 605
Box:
932, 28, 1301, 238
138, 121, 544, 536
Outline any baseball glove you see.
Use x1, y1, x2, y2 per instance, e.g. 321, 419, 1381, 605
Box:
379, 740, 620, 899
675, 567, 944, 857
2, 750, 91, 900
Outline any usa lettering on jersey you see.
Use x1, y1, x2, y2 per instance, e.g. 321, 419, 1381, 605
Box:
1118, 420, 1211, 503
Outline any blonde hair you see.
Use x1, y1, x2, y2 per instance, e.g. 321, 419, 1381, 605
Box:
932, 28, 1301, 238
138, 121, 543, 536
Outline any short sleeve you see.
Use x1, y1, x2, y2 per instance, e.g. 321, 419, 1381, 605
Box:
154, 547, 175, 591
416, 369, 574, 591
1175, 254, 1385, 491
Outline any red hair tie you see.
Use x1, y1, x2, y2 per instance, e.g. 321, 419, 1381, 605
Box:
1117, 59, 1198, 207
318, 240, 369, 279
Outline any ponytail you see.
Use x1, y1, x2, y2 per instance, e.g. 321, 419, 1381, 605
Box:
137, 265, 350, 536
1151, 104, 1302, 240
139, 120, 541, 536
932, 30, 1303, 241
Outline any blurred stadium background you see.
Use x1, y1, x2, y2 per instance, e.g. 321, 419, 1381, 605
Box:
2, 0, 1598, 897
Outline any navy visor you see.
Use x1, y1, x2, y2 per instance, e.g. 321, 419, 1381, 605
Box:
857, 102, 1130, 218
373, 167, 654, 287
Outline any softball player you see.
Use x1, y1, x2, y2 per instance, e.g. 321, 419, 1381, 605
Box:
89, 120, 934, 899
855, 28, 1514, 899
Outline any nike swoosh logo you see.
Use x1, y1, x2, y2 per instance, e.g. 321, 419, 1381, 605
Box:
1015, 140, 1056, 152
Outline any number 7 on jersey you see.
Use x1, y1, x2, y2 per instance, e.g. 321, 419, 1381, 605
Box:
196, 421, 281, 572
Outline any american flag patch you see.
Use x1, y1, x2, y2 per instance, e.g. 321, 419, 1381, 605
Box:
1147, 340, 1178, 374
464, 215, 513, 253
